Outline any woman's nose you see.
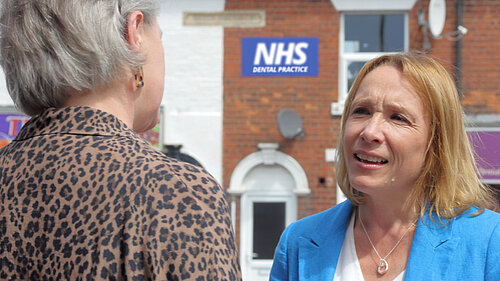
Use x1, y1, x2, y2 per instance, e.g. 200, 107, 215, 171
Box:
360, 115, 384, 143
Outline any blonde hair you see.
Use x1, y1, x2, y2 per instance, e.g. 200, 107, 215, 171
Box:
336, 52, 495, 220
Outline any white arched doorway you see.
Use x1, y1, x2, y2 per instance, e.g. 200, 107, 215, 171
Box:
227, 143, 310, 281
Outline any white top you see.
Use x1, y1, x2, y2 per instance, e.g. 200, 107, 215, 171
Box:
333, 212, 406, 281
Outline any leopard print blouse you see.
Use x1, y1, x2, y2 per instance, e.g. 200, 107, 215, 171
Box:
0, 106, 241, 281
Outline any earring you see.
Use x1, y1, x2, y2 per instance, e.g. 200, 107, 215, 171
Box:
135, 67, 144, 88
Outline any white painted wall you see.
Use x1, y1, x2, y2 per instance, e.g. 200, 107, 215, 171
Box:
0, 0, 225, 183
159, 0, 224, 183
0, 68, 12, 106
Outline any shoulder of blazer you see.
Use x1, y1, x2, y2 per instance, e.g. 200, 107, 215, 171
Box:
285, 200, 354, 248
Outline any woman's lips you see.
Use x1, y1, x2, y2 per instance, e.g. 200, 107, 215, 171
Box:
354, 153, 388, 164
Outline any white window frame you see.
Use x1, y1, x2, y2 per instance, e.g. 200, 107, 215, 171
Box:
333, 12, 409, 115
240, 191, 297, 280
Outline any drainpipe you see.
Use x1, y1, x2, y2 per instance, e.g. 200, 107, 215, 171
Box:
456, 0, 463, 96
418, 0, 431, 51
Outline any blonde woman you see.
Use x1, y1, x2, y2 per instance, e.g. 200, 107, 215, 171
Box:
270, 53, 499, 281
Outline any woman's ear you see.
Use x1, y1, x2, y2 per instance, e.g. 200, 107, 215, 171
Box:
125, 11, 145, 51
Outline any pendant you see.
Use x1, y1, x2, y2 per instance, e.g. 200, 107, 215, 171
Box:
377, 258, 389, 274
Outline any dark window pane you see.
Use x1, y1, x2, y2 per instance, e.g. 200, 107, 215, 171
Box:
345, 14, 404, 52
384, 14, 405, 52
253, 202, 286, 260
347, 61, 367, 92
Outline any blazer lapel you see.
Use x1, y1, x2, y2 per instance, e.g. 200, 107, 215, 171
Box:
405, 213, 459, 281
298, 201, 353, 281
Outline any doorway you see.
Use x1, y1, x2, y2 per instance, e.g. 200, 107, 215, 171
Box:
240, 165, 297, 280
227, 143, 310, 281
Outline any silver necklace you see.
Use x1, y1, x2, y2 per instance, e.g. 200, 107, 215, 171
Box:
358, 208, 417, 275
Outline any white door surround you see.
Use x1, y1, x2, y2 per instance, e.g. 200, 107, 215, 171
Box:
227, 142, 310, 281
227, 143, 310, 196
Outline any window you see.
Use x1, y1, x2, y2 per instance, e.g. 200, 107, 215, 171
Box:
337, 13, 408, 105
252, 202, 286, 260
240, 192, 297, 281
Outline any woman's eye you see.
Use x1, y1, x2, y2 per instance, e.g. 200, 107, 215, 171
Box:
391, 114, 409, 123
352, 107, 369, 115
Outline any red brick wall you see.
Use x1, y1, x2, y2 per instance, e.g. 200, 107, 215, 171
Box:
459, 0, 500, 113
409, 0, 500, 113
223, 0, 340, 223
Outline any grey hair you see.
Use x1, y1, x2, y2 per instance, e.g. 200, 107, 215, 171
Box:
0, 0, 160, 116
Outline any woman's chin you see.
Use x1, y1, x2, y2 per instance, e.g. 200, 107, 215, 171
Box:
350, 177, 382, 191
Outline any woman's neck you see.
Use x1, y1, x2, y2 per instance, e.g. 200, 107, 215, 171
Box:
359, 195, 418, 231
64, 77, 136, 129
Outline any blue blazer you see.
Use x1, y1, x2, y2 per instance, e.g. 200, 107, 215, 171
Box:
270, 200, 500, 281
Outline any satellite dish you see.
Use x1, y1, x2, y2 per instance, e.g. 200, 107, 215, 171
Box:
428, 0, 446, 38
277, 109, 305, 139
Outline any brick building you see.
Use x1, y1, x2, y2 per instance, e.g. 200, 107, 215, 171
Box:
0, 1, 499, 280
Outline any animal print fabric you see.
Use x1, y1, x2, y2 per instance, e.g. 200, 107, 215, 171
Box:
0, 106, 241, 281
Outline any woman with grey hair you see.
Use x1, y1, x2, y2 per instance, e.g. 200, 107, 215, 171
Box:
0, 1, 241, 280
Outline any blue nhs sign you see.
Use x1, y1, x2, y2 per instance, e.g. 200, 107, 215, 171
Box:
241, 37, 319, 77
